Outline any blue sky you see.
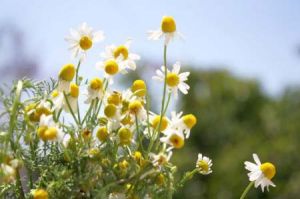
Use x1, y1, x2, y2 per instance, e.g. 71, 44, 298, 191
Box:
1, 0, 300, 95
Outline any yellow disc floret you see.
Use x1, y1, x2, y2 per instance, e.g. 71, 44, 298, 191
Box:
169, 134, 184, 149
182, 114, 197, 129
131, 80, 147, 97
79, 36, 93, 50
96, 126, 109, 142
51, 90, 59, 98
90, 78, 103, 90
43, 127, 58, 141
119, 160, 129, 170
32, 189, 48, 199
107, 92, 122, 106
161, 16, 176, 33
128, 100, 143, 114
113, 45, 129, 59
118, 127, 132, 145
260, 162, 276, 180
104, 104, 117, 118
152, 116, 168, 131
37, 126, 48, 141
70, 83, 79, 98
166, 73, 180, 87
197, 160, 209, 173
59, 64, 75, 81
81, 129, 92, 140
104, 59, 119, 75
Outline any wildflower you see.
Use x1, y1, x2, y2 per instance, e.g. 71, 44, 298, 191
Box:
118, 127, 133, 145
104, 104, 121, 121
96, 126, 109, 142
96, 59, 121, 84
58, 63, 76, 92
150, 152, 172, 167
85, 77, 104, 103
51, 89, 64, 112
31, 188, 48, 199
170, 111, 197, 138
65, 22, 104, 58
107, 91, 122, 106
131, 80, 147, 97
81, 129, 92, 140
101, 40, 140, 71
128, 100, 146, 120
150, 113, 169, 132
0, 163, 16, 183
196, 153, 213, 175
244, 153, 276, 192
153, 62, 190, 98
38, 115, 63, 142
160, 129, 185, 149
148, 16, 182, 45
65, 83, 79, 112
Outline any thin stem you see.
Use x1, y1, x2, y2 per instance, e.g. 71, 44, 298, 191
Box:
63, 92, 79, 125
135, 114, 144, 152
75, 60, 81, 85
240, 181, 254, 199
82, 99, 94, 125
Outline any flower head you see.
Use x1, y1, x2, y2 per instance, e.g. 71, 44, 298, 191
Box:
244, 153, 276, 192
31, 188, 49, 199
153, 62, 190, 98
148, 16, 183, 45
160, 129, 185, 149
196, 153, 213, 175
85, 77, 104, 103
58, 63, 76, 92
101, 40, 140, 72
65, 22, 104, 58
38, 115, 63, 142
169, 111, 197, 138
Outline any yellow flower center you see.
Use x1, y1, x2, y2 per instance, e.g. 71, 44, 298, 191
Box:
104, 104, 117, 118
37, 126, 48, 141
59, 64, 75, 81
197, 160, 209, 172
121, 114, 133, 125
118, 127, 132, 145
182, 114, 197, 129
33, 189, 48, 199
157, 154, 167, 165
113, 45, 129, 59
128, 100, 143, 114
119, 160, 129, 170
70, 83, 79, 98
104, 59, 119, 75
169, 134, 184, 149
44, 127, 58, 141
131, 80, 147, 97
96, 127, 109, 142
90, 78, 103, 90
161, 16, 176, 33
79, 35, 93, 50
107, 92, 122, 106
166, 73, 180, 87
260, 162, 276, 180
81, 129, 92, 140
152, 116, 168, 131
51, 90, 59, 98
133, 151, 142, 161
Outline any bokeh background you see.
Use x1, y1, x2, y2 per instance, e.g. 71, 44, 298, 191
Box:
1, 0, 300, 198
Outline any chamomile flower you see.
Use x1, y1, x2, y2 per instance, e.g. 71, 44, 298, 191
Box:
148, 16, 183, 45
160, 129, 185, 150
50, 89, 64, 112
149, 112, 169, 132
153, 62, 190, 98
169, 111, 197, 138
96, 59, 122, 84
85, 77, 104, 103
244, 153, 276, 192
150, 152, 172, 167
65, 22, 104, 58
38, 114, 63, 142
128, 100, 147, 121
131, 79, 147, 98
0, 163, 16, 183
101, 40, 140, 71
58, 63, 76, 92
64, 83, 79, 113
196, 153, 213, 175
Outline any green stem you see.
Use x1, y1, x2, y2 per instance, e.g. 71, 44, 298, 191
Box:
63, 92, 79, 125
240, 181, 254, 199
82, 99, 94, 125
75, 60, 81, 85
135, 114, 144, 152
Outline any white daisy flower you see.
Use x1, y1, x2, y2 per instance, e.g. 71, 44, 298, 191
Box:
38, 114, 64, 142
101, 40, 140, 72
244, 153, 276, 192
169, 111, 197, 138
85, 77, 104, 104
57, 63, 76, 93
196, 153, 213, 175
95, 58, 123, 84
128, 100, 147, 121
149, 112, 169, 132
160, 128, 185, 150
148, 16, 183, 45
51, 89, 64, 112
0, 163, 16, 183
153, 62, 190, 98
150, 152, 172, 167
65, 22, 105, 59
64, 83, 79, 113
